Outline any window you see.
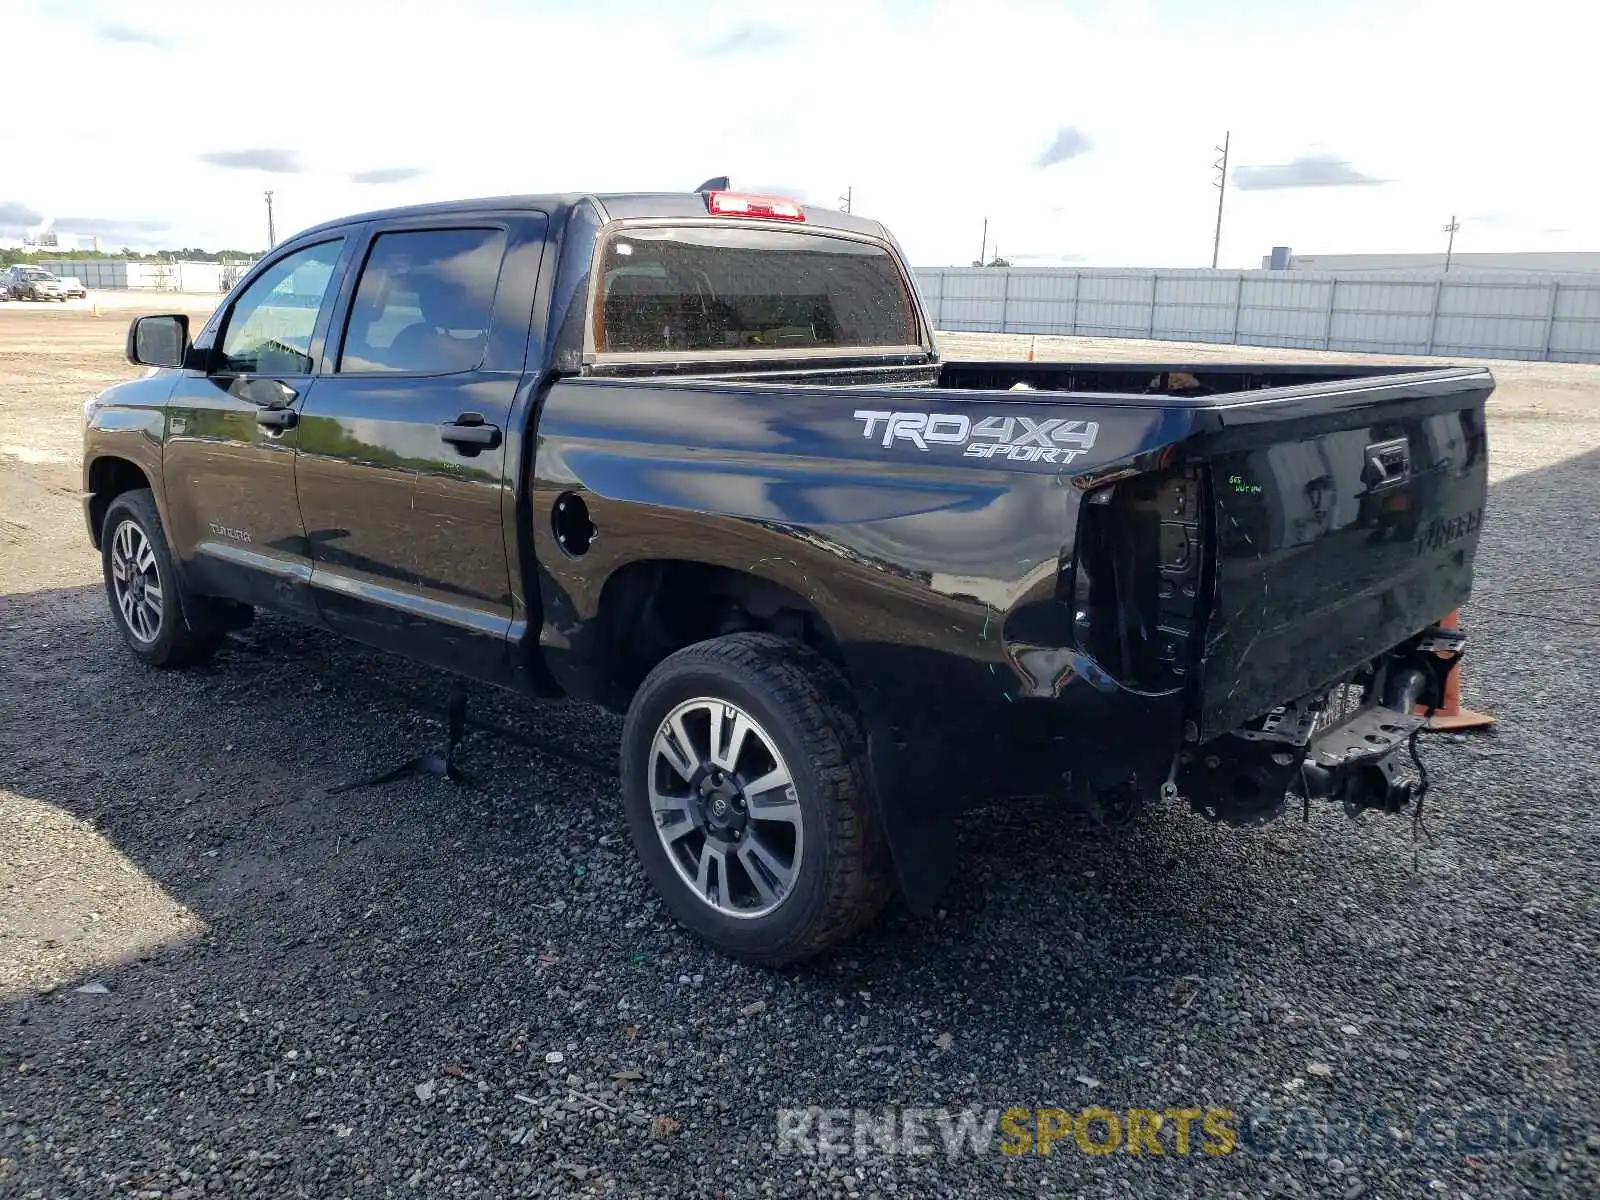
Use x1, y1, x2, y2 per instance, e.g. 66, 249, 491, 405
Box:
338, 228, 508, 374
216, 240, 344, 375
595, 226, 918, 355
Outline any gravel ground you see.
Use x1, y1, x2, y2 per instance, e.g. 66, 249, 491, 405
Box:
2, 308, 1598, 1198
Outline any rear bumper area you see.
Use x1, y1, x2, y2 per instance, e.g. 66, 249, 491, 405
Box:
1178, 621, 1465, 825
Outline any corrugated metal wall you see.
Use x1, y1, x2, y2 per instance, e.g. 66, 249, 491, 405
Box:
914, 267, 1600, 363
32, 259, 128, 289
31, 259, 238, 292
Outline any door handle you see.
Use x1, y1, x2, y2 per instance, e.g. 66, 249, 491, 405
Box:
441, 413, 502, 451
234, 377, 298, 407
257, 407, 298, 431
1362, 437, 1411, 489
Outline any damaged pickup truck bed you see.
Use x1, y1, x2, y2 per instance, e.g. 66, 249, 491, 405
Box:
83, 187, 1491, 962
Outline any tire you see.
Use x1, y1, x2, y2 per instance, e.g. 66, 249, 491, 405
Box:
620, 632, 893, 964
100, 489, 223, 668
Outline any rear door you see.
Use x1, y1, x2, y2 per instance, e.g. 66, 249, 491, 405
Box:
162, 236, 353, 616
294, 214, 547, 680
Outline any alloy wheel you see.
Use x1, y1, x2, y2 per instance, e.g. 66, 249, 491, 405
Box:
110, 519, 163, 643
648, 697, 804, 918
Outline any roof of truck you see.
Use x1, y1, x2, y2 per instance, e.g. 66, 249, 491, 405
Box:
291, 192, 891, 242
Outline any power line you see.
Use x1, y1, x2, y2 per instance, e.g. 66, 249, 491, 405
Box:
1211, 131, 1230, 269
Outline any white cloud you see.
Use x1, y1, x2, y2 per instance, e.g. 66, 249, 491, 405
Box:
1233, 155, 1388, 191
1036, 127, 1093, 169
95, 21, 173, 47
198, 149, 305, 174
349, 167, 430, 186
691, 23, 798, 57
3, 0, 1596, 266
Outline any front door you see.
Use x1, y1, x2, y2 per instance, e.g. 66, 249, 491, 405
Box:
162, 237, 352, 617
294, 218, 541, 680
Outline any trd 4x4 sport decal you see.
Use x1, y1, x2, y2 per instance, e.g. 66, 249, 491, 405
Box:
852, 410, 1100, 465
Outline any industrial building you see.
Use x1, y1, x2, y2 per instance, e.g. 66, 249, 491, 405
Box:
1260, 249, 1600, 275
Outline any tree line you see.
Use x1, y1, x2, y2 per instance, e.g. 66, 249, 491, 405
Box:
0, 246, 261, 268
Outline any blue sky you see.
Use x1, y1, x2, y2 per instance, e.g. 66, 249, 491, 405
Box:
3, 0, 1590, 266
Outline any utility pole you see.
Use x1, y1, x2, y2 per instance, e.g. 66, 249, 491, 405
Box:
264, 190, 276, 250
979, 217, 988, 267
1442, 215, 1459, 272
1211, 131, 1230, 269
838, 186, 852, 213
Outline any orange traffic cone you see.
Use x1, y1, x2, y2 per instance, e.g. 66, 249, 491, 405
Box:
1418, 609, 1495, 732
1027, 337, 1036, 362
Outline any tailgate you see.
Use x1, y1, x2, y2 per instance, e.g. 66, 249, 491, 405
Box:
1193, 368, 1492, 738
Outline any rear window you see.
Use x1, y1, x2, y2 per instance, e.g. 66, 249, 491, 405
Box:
595, 225, 918, 355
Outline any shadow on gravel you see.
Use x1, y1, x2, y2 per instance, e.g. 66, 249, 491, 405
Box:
2, 447, 1597, 1197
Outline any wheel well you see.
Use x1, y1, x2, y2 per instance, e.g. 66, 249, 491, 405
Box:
87, 457, 152, 547
598, 561, 844, 708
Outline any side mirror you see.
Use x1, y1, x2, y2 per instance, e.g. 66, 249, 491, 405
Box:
127, 314, 191, 369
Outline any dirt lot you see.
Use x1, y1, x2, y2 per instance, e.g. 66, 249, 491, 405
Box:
2, 303, 1598, 1198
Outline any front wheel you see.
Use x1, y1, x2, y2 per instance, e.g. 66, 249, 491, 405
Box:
100, 489, 222, 668
620, 633, 893, 964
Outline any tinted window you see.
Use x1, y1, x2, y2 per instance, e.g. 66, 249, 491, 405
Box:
216, 240, 344, 374
338, 228, 508, 374
596, 226, 917, 355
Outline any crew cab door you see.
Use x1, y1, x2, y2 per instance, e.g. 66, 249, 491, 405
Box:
293, 215, 547, 681
162, 236, 353, 617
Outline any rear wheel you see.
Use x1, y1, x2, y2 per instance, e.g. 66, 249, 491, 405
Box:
620, 633, 893, 964
100, 489, 222, 668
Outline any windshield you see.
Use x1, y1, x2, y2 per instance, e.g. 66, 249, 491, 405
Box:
595, 225, 919, 355
20, 268, 53, 280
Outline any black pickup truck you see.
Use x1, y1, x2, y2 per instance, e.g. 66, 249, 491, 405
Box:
83, 187, 1492, 962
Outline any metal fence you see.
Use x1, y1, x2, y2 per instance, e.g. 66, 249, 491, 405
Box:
31, 258, 254, 293
914, 267, 1600, 364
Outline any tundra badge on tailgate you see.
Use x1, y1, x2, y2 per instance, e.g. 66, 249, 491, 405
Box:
852, 410, 1100, 465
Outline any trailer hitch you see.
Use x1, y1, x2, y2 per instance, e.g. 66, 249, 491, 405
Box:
1182, 652, 1443, 826
1297, 664, 1430, 818
1297, 749, 1415, 817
